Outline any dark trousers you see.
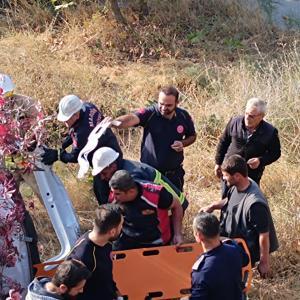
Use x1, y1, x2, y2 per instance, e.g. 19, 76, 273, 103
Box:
93, 175, 110, 205
23, 210, 40, 277
163, 165, 185, 191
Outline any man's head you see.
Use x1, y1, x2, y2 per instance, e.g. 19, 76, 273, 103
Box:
244, 97, 266, 130
92, 147, 120, 181
221, 155, 248, 187
0, 74, 15, 99
94, 203, 124, 242
158, 86, 179, 118
193, 212, 220, 243
51, 259, 91, 297
57, 95, 83, 127
109, 170, 138, 203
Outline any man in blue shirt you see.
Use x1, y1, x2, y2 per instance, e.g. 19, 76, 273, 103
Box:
113, 86, 196, 190
190, 212, 248, 300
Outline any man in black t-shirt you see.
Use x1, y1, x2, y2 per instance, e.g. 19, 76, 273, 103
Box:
113, 86, 197, 190
67, 204, 124, 300
201, 155, 278, 278
109, 170, 184, 250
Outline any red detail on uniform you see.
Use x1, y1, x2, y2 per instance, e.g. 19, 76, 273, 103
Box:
177, 125, 184, 134
137, 108, 146, 114
109, 182, 171, 244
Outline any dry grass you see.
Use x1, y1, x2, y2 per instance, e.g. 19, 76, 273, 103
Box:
1, 1, 300, 299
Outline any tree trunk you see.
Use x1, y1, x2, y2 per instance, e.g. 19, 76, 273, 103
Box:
108, 0, 127, 25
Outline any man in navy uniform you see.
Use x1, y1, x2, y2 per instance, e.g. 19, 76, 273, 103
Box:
41, 95, 122, 204
113, 86, 196, 190
191, 212, 248, 300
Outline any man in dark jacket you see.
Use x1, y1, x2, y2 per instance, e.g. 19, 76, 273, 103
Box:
202, 155, 278, 278
214, 97, 281, 198
41, 95, 122, 203
26, 259, 91, 300
190, 212, 248, 300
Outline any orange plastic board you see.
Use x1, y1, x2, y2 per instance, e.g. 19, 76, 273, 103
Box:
34, 239, 252, 299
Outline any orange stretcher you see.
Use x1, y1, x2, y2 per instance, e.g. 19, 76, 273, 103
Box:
34, 238, 252, 299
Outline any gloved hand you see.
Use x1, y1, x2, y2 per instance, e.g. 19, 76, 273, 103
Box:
41, 147, 58, 165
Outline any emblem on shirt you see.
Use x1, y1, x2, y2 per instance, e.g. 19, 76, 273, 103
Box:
177, 125, 184, 134
137, 108, 146, 114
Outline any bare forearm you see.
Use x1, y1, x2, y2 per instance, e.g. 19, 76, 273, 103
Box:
171, 204, 183, 237
182, 134, 197, 147
259, 232, 270, 263
114, 114, 140, 128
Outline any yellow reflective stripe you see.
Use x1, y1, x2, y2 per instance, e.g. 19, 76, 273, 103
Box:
154, 170, 185, 204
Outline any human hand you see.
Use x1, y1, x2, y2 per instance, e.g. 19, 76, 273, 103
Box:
247, 157, 260, 169
172, 233, 184, 246
258, 259, 270, 278
171, 140, 184, 152
41, 147, 58, 165
199, 204, 214, 213
101, 116, 121, 128
214, 164, 222, 178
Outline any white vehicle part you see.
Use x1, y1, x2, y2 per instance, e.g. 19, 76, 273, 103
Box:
0, 187, 31, 298
77, 117, 115, 178
33, 156, 80, 262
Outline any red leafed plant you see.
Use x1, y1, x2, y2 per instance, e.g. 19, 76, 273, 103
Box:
0, 94, 47, 297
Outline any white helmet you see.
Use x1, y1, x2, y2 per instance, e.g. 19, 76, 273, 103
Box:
57, 95, 83, 122
0, 74, 15, 96
92, 147, 120, 176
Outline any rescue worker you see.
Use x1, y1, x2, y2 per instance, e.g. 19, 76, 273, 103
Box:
214, 97, 281, 198
202, 155, 278, 278
41, 94, 122, 204
67, 204, 124, 300
113, 86, 197, 190
91, 147, 188, 211
109, 170, 183, 250
25, 259, 91, 300
191, 212, 249, 300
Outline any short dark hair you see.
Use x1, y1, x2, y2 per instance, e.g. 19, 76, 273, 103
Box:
94, 203, 123, 234
52, 259, 91, 288
221, 154, 248, 177
193, 212, 220, 239
160, 86, 179, 101
109, 170, 136, 192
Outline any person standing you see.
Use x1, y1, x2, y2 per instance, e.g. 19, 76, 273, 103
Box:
202, 155, 278, 277
113, 86, 196, 190
190, 212, 248, 300
214, 97, 281, 198
41, 94, 122, 204
67, 204, 124, 300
